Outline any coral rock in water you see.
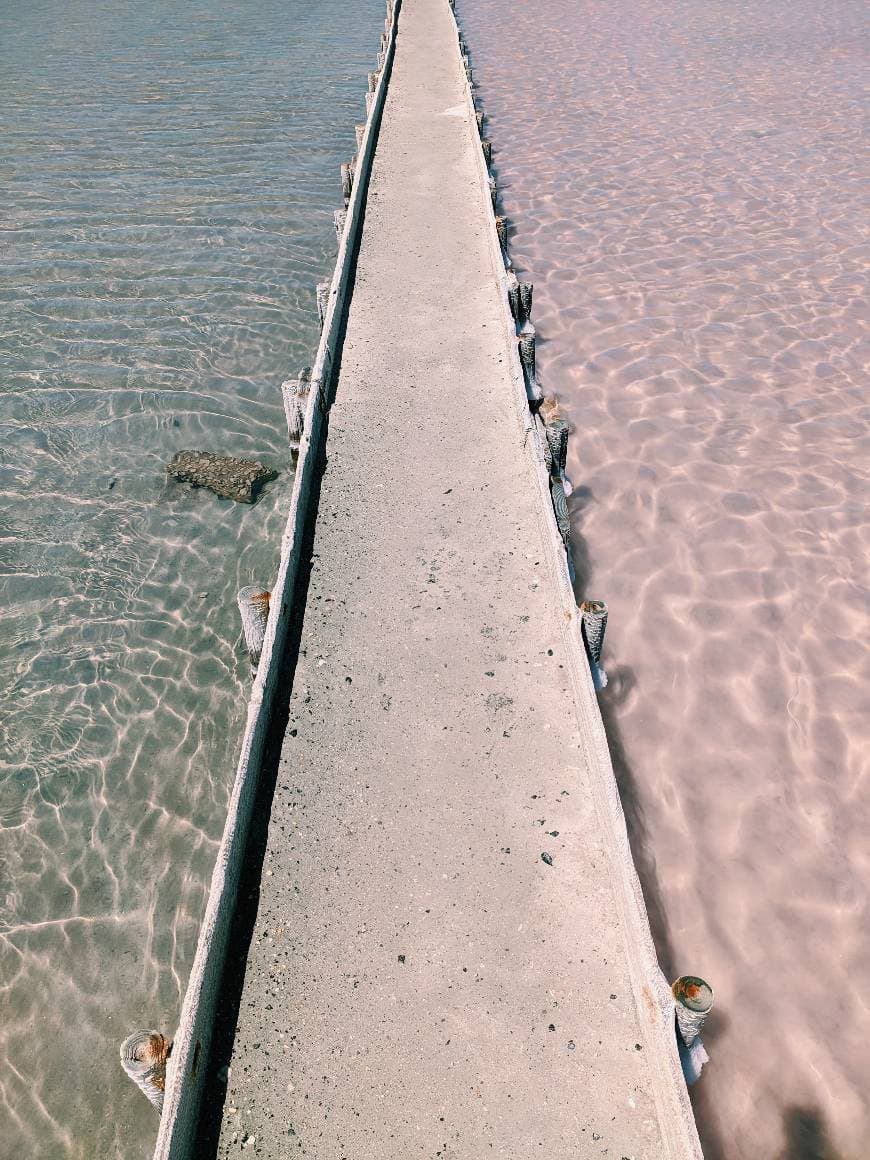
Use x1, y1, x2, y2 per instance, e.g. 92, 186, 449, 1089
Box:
166, 451, 278, 504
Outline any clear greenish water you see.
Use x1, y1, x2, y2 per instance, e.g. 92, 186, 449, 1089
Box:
0, 1, 384, 1154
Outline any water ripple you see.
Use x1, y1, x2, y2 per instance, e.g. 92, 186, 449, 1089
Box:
0, 0, 386, 1155
459, 0, 869, 1155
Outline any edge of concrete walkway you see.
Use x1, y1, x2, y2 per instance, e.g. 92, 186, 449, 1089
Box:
449, 7, 704, 1156
151, 4, 402, 1156
153, 0, 704, 1153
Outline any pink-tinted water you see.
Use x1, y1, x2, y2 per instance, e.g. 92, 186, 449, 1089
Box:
458, 0, 869, 1156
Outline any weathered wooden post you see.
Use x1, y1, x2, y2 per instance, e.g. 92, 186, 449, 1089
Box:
237, 586, 271, 675
355, 123, 366, 150
368, 70, 379, 93
518, 328, 534, 379
546, 418, 569, 478
518, 280, 533, 326
475, 108, 484, 132
540, 401, 572, 496
495, 215, 508, 250
579, 599, 608, 690
488, 175, 497, 209
672, 976, 714, 1085
316, 282, 330, 330
340, 161, 354, 204
506, 269, 520, 324
281, 367, 311, 449
550, 475, 570, 547
673, 976, 714, 1048
120, 1030, 170, 1114
481, 139, 492, 165
334, 207, 347, 242
365, 90, 375, 116
518, 326, 541, 402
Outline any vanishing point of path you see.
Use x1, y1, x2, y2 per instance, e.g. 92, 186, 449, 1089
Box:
208, 0, 700, 1155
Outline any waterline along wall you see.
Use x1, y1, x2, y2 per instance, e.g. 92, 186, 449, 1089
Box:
135, 0, 706, 1154
445, 2, 705, 1150
145, 3, 403, 1155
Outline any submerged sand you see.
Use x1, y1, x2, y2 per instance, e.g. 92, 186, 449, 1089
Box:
457, 0, 870, 1156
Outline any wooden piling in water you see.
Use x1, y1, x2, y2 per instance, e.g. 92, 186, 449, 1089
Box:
672, 977, 714, 1048
316, 282, 330, 331
281, 367, 312, 449
518, 326, 536, 387
340, 161, 354, 204
120, 1030, 170, 1114
237, 586, 271, 675
579, 600, 609, 690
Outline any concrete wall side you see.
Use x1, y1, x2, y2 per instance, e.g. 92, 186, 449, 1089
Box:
447, 6, 704, 1156
151, 6, 402, 1157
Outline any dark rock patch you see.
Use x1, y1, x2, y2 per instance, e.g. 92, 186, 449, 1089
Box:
165, 451, 278, 504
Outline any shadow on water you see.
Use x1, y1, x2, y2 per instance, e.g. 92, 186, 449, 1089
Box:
568, 500, 730, 1160
192, 430, 328, 1157
568, 488, 677, 980
779, 1107, 844, 1160
188, 38, 393, 1149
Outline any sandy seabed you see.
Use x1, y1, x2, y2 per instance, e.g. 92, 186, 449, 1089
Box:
457, 0, 869, 1157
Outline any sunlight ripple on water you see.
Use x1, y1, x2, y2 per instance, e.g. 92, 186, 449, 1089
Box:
0, 0, 384, 1155
457, 0, 869, 1156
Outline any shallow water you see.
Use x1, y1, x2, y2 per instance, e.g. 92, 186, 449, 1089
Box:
0, 0, 384, 1154
457, 0, 869, 1156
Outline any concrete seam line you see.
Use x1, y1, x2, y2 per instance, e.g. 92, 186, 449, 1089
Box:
149, 3, 403, 1156
446, 1, 704, 1156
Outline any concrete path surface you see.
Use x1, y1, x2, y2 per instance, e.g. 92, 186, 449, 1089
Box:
212, 0, 700, 1156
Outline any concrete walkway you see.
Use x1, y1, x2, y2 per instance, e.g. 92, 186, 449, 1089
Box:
213, 1, 698, 1156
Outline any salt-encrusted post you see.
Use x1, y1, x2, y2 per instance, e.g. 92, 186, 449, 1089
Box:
334, 207, 347, 242
237, 586, 271, 675
316, 282, 330, 331
481, 139, 492, 165
340, 161, 354, 204
281, 367, 311, 449
672, 976, 714, 1085
518, 280, 533, 325
546, 418, 569, 478
506, 270, 520, 324
120, 1031, 171, 1114
518, 326, 541, 402
495, 215, 508, 250
579, 599, 608, 690
550, 475, 570, 547
673, 976, 714, 1048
